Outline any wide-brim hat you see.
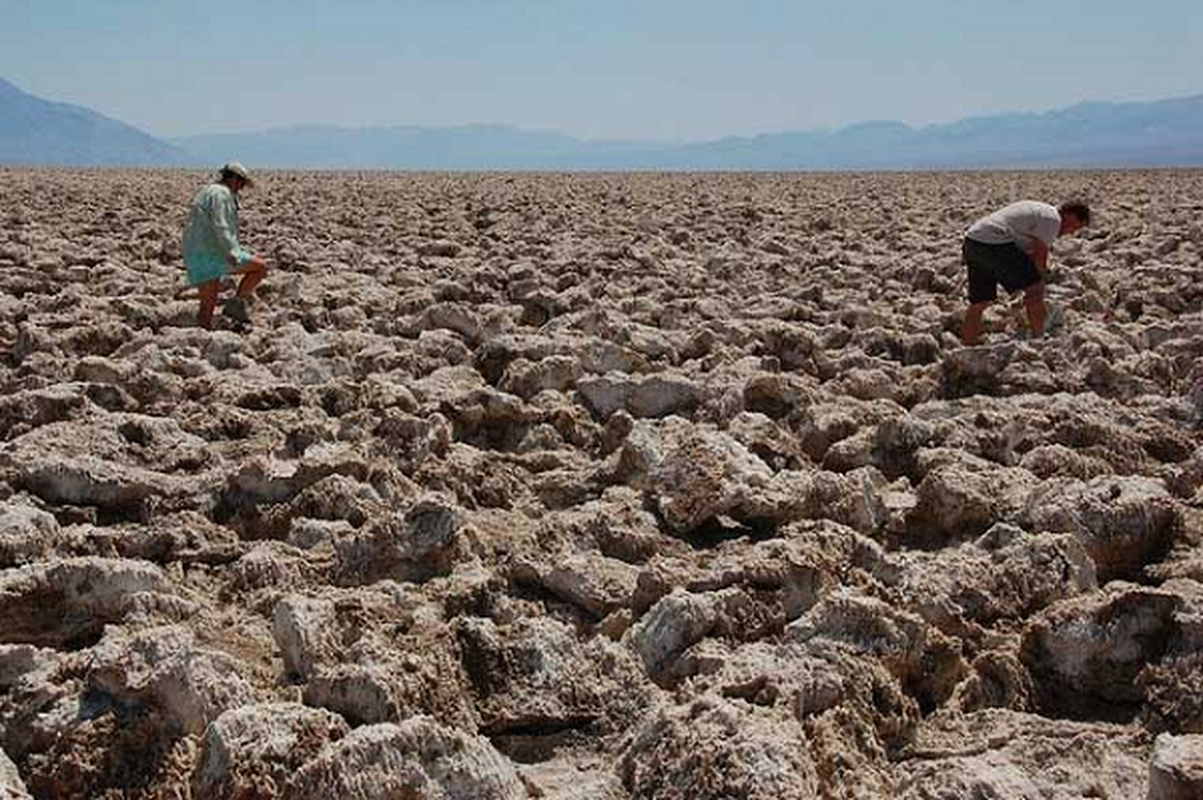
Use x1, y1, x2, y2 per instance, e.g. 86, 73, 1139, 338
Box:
220, 161, 253, 186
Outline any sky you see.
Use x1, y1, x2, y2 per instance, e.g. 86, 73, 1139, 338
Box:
2, 0, 1201, 141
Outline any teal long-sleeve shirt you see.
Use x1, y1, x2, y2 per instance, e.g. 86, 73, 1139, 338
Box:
182, 183, 251, 286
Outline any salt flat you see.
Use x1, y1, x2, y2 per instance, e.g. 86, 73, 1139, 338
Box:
1, 168, 1201, 798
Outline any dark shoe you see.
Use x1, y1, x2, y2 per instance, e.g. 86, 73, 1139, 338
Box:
222, 297, 250, 324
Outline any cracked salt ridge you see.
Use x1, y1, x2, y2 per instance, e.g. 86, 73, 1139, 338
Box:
0, 168, 1202, 798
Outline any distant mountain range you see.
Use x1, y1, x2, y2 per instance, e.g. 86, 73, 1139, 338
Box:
2, 76, 1201, 170
0, 77, 187, 166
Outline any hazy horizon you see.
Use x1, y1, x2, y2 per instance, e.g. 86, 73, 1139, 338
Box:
2, 0, 1200, 141
169, 91, 1203, 143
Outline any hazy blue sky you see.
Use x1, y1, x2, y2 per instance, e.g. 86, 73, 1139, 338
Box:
2, 0, 1200, 140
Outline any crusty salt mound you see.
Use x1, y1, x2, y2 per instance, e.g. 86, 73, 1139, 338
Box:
1, 168, 1201, 798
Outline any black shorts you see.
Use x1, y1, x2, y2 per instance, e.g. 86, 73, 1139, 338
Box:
963, 238, 1042, 304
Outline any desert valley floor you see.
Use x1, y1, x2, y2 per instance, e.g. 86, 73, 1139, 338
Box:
1, 169, 1202, 798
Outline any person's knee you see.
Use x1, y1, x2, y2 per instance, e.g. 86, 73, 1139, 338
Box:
1023, 282, 1045, 301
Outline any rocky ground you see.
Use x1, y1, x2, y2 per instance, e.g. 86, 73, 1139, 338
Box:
0, 167, 1201, 799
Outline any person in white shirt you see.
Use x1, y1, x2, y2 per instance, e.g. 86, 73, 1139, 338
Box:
960, 200, 1090, 345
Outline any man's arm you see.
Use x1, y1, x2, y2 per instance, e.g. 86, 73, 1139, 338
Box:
1030, 239, 1049, 273
207, 192, 252, 268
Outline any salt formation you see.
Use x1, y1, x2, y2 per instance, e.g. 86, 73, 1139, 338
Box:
0, 168, 1200, 797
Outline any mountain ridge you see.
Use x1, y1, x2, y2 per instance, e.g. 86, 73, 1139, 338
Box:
2, 76, 1201, 170
0, 77, 188, 166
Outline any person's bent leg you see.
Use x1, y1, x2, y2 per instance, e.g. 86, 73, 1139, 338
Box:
233, 259, 266, 300
962, 301, 991, 345
197, 281, 221, 330
962, 240, 998, 346
1022, 282, 1046, 338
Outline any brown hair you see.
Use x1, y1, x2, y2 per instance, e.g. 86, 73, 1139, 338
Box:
1059, 201, 1091, 226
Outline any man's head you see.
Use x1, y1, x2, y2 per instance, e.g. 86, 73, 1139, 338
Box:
1058, 201, 1091, 236
218, 162, 253, 193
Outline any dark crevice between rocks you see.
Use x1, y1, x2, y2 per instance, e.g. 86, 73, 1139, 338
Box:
1025, 615, 1178, 725
94, 502, 152, 527
116, 420, 152, 447
473, 343, 515, 387
0, 594, 106, 652
46, 503, 100, 527
677, 515, 782, 551
485, 717, 601, 765
236, 385, 304, 411
482, 715, 599, 739
319, 386, 361, 418
1033, 692, 1145, 726
333, 554, 452, 590
210, 486, 298, 541
18, 486, 151, 527
744, 390, 793, 420
1099, 521, 1180, 586
207, 415, 257, 443
449, 414, 532, 453
209, 492, 261, 535
904, 676, 944, 718
518, 302, 554, 329
285, 426, 322, 456
210, 506, 281, 543
1143, 436, 1194, 465
887, 512, 994, 553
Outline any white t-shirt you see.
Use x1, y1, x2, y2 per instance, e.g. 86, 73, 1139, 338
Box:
965, 201, 1061, 253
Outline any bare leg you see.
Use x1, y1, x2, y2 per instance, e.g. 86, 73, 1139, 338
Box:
197, 281, 221, 330
962, 301, 991, 345
1023, 282, 1046, 338
234, 262, 266, 299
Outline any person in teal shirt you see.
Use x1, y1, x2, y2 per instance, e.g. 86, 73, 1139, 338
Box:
182, 162, 268, 329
